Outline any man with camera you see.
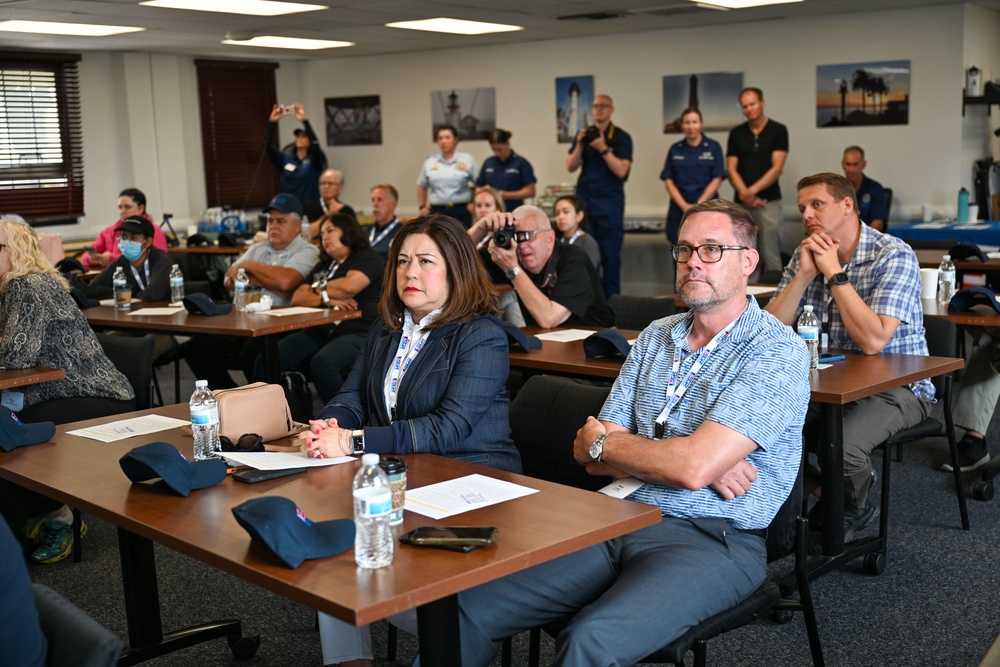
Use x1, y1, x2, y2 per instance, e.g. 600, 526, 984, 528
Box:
469, 206, 614, 329
566, 94, 633, 297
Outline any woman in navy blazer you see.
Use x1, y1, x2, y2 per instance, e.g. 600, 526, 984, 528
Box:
300, 215, 522, 667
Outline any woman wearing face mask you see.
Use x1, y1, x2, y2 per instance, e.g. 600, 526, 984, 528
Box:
660, 107, 726, 244
475, 128, 537, 211
86, 216, 172, 302
82, 188, 170, 270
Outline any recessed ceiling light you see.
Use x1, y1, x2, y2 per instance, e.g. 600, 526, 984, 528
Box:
0, 20, 144, 36
222, 35, 353, 50
386, 17, 523, 35
692, 0, 801, 7
141, 0, 326, 16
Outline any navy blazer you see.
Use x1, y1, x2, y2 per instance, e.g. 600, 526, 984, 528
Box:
319, 314, 522, 474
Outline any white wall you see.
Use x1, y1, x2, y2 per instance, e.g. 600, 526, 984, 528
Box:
57, 3, 999, 240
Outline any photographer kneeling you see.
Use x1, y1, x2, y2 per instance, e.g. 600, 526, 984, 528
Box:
469, 206, 613, 329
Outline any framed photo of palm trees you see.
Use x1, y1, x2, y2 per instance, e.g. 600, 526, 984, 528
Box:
816, 60, 910, 127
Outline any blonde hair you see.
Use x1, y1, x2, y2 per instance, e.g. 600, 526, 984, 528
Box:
0, 219, 69, 293
474, 185, 506, 213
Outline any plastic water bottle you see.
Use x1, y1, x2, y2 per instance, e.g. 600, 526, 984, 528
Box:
797, 305, 820, 370
353, 453, 393, 569
938, 255, 956, 306
234, 268, 249, 311
189, 380, 219, 460
169, 264, 185, 304
112, 267, 131, 311
301, 218, 311, 241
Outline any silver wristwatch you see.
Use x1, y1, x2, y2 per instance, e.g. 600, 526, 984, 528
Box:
589, 433, 609, 462
350, 430, 365, 455
505, 266, 521, 281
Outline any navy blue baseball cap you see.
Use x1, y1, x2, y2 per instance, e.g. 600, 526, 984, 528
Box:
183, 292, 232, 316
0, 411, 55, 452
500, 320, 541, 352
583, 329, 633, 358
232, 496, 355, 569
263, 193, 303, 216
950, 286, 1000, 314
119, 441, 228, 497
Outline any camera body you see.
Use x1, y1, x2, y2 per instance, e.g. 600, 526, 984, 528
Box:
281, 105, 294, 115
582, 125, 602, 145
493, 223, 517, 250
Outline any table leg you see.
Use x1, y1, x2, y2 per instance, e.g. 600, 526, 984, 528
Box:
116, 527, 256, 665
417, 595, 462, 667
262, 334, 280, 384
819, 404, 845, 557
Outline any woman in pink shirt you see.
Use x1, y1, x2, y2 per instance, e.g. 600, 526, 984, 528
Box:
83, 188, 169, 269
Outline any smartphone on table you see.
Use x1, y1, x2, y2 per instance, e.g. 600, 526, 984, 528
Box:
399, 526, 498, 552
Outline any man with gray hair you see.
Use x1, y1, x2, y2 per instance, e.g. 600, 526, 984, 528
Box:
469, 205, 613, 328
303, 168, 356, 239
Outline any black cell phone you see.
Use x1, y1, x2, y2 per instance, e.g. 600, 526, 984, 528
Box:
231, 467, 307, 484
399, 526, 498, 552
818, 352, 845, 363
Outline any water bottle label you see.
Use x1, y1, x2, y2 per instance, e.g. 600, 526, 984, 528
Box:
191, 405, 218, 425
235, 283, 246, 292
171, 277, 184, 287
798, 326, 819, 342
355, 489, 391, 517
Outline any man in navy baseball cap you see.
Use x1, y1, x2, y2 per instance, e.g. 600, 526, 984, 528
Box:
232, 496, 355, 568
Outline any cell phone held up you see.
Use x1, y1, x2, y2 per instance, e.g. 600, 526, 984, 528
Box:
399, 526, 498, 552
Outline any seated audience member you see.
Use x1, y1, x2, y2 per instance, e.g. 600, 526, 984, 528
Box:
0, 520, 46, 667
264, 104, 327, 203
553, 193, 601, 270
367, 184, 403, 259
938, 329, 998, 472
766, 173, 931, 540
469, 205, 614, 328
842, 146, 889, 232
253, 213, 384, 402
304, 169, 356, 240
474, 185, 505, 220
82, 188, 170, 270
184, 193, 319, 388
450, 199, 810, 666
0, 218, 133, 563
86, 216, 171, 302
299, 215, 521, 666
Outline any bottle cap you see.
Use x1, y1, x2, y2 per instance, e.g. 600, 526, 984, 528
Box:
803, 305, 813, 311
943, 255, 951, 261
361, 453, 380, 466
195, 379, 208, 388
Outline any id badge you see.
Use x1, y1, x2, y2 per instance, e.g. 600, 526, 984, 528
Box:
2, 390, 24, 412
284, 162, 297, 172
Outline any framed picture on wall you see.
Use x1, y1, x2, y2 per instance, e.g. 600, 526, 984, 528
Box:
816, 60, 910, 127
555, 75, 594, 144
662, 72, 744, 133
431, 88, 496, 141
324, 95, 382, 145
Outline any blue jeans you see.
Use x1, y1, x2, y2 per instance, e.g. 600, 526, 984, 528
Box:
450, 516, 766, 667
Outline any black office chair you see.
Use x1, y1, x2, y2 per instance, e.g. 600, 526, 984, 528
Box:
607, 294, 676, 331
32, 583, 122, 667
884, 187, 893, 223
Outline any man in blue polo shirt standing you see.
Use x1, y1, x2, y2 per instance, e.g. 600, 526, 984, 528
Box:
567, 94, 633, 296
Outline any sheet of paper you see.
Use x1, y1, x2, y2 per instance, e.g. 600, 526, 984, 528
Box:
67, 414, 189, 443
222, 450, 353, 469
534, 329, 595, 343
912, 222, 951, 229
127, 306, 185, 316
598, 477, 644, 498
262, 307, 326, 317
404, 473, 539, 519
99, 298, 141, 307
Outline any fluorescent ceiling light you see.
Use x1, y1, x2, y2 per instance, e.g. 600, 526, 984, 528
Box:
222, 35, 353, 50
141, 0, 326, 16
0, 20, 144, 36
692, 0, 801, 8
386, 17, 523, 35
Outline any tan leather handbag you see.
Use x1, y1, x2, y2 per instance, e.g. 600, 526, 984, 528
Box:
214, 382, 294, 443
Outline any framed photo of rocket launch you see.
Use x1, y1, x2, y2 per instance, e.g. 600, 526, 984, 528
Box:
555, 75, 595, 144
662, 72, 744, 134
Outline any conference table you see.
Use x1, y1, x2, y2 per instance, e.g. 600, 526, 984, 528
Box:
84, 302, 360, 383
507, 326, 640, 380
0, 366, 65, 390
0, 403, 659, 666
891, 220, 1000, 247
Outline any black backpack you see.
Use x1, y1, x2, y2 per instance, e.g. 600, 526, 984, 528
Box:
280, 371, 314, 424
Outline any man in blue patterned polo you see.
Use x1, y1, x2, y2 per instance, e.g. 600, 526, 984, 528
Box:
450, 199, 810, 666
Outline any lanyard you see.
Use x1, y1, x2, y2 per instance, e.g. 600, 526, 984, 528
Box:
654, 319, 737, 437
370, 219, 399, 248
129, 258, 150, 292
385, 309, 440, 419
323, 259, 341, 282
566, 230, 583, 245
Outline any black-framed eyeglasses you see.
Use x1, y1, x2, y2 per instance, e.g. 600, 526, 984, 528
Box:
0, 243, 7, 253
671, 244, 748, 263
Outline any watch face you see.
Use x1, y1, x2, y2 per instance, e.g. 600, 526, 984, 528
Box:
589, 439, 603, 461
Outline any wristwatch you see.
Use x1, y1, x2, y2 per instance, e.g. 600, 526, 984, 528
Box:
589, 433, 609, 462
350, 430, 366, 455
600, 148, 611, 156
826, 272, 850, 289
505, 266, 522, 281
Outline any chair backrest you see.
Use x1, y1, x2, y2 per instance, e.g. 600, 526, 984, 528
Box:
765, 460, 803, 562
95, 333, 155, 410
884, 187, 893, 222
509, 375, 612, 492
32, 584, 122, 667
607, 294, 676, 331
922, 315, 959, 396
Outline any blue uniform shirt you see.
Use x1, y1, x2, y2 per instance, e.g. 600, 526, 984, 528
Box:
660, 136, 726, 202
570, 123, 633, 214
855, 175, 888, 225
475, 152, 537, 210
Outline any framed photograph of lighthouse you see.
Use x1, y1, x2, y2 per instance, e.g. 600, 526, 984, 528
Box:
431, 88, 496, 141
816, 60, 910, 127
662, 72, 744, 134
555, 75, 595, 144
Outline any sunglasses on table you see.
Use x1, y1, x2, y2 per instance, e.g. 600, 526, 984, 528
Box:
219, 433, 264, 453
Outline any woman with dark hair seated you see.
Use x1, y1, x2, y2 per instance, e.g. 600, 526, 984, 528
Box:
0, 219, 134, 563
299, 215, 522, 666
82, 187, 170, 270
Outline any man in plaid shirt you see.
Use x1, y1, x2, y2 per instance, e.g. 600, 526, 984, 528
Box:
767, 172, 932, 542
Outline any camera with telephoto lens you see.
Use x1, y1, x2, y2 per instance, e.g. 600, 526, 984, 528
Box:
493, 223, 517, 250
582, 125, 602, 145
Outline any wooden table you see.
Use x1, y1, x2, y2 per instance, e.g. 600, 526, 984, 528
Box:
507, 326, 640, 380
84, 303, 360, 383
913, 248, 1000, 272
923, 298, 1000, 326
0, 367, 65, 390
660, 285, 777, 309
0, 404, 659, 665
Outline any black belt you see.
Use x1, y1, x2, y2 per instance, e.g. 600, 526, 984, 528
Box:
736, 527, 767, 539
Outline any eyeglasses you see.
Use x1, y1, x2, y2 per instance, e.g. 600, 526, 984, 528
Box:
512, 230, 549, 243
0, 243, 8, 253
671, 244, 748, 263
593, 103, 612, 109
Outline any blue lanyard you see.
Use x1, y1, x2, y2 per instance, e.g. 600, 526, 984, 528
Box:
129, 258, 150, 291
370, 219, 399, 248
